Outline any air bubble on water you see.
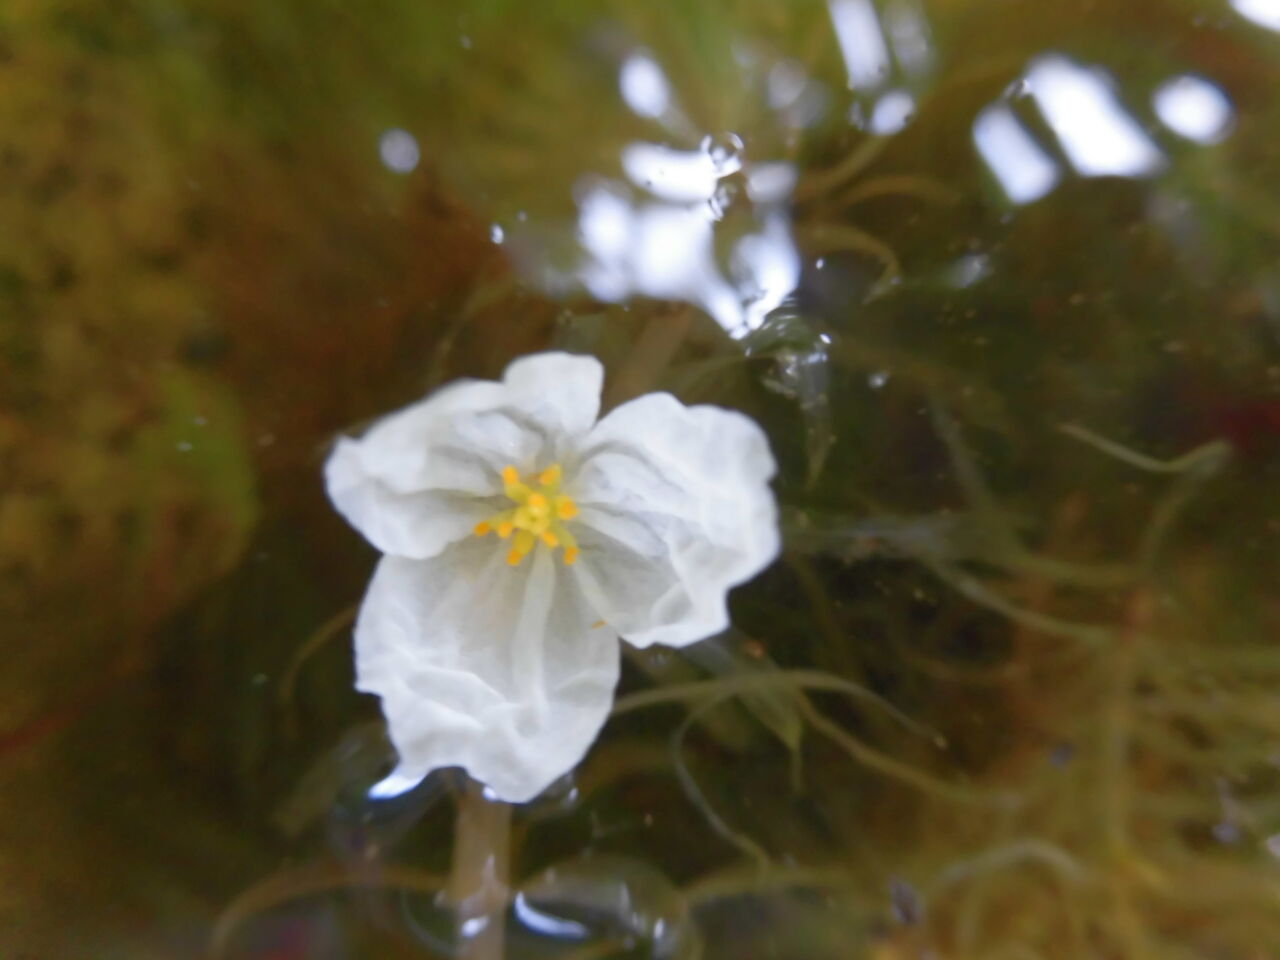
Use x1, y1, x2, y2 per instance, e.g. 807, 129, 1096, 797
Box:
490, 223, 505, 244
700, 132, 744, 176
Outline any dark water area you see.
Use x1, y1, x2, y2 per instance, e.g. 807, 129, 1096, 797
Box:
4, 0, 1280, 957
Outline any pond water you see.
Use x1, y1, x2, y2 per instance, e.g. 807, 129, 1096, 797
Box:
4, 1, 1280, 957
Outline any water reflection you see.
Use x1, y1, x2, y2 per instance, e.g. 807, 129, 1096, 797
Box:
828, 0, 931, 136
973, 53, 1239, 206
1027, 56, 1163, 178
570, 51, 803, 337
513, 855, 698, 958
1154, 75, 1234, 145
619, 140, 740, 203
575, 174, 799, 338
883, 0, 933, 76
767, 59, 828, 128
829, 0, 893, 91
512, 892, 592, 939
1232, 0, 1280, 31
868, 87, 915, 135
973, 104, 1060, 204
619, 52, 672, 120
378, 128, 420, 174
505, 4, 951, 335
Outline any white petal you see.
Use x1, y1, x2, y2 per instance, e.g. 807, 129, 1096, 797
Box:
354, 540, 620, 803
502, 352, 603, 440
570, 394, 779, 648
325, 433, 500, 560
325, 352, 605, 559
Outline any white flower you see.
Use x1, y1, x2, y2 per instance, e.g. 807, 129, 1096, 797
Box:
325, 352, 779, 802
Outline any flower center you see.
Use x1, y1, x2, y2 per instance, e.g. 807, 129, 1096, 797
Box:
473, 464, 581, 566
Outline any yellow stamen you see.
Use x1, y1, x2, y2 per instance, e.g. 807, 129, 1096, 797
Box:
474, 463, 582, 567
507, 529, 536, 566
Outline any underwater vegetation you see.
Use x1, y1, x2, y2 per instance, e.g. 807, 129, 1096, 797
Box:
2, 0, 1280, 957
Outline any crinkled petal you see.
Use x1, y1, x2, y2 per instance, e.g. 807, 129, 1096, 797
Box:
325, 352, 604, 559
502, 351, 604, 440
570, 393, 778, 648
354, 539, 620, 803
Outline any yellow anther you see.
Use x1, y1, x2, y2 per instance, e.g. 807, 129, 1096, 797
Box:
507, 529, 536, 566
475, 462, 581, 567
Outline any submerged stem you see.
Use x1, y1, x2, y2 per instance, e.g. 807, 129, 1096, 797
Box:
210, 862, 445, 958
1100, 591, 1156, 959
602, 306, 694, 409
277, 603, 358, 738
448, 778, 513, 960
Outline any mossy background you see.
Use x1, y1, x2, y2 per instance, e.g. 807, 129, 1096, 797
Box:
3, 0, 1280, 957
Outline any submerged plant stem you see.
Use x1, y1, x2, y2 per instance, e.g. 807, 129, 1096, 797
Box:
602, 306, 694, 409
794, 135, 887, 202
448, 778, 512, 960
210, 862, 445, 958
277, 603, 358, 737
1101, 591, 1156, 959
793, 221, 901, 291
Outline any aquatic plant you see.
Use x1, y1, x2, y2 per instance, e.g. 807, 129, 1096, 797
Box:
7, 0, 1280, 958
324, 351, 779, 802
